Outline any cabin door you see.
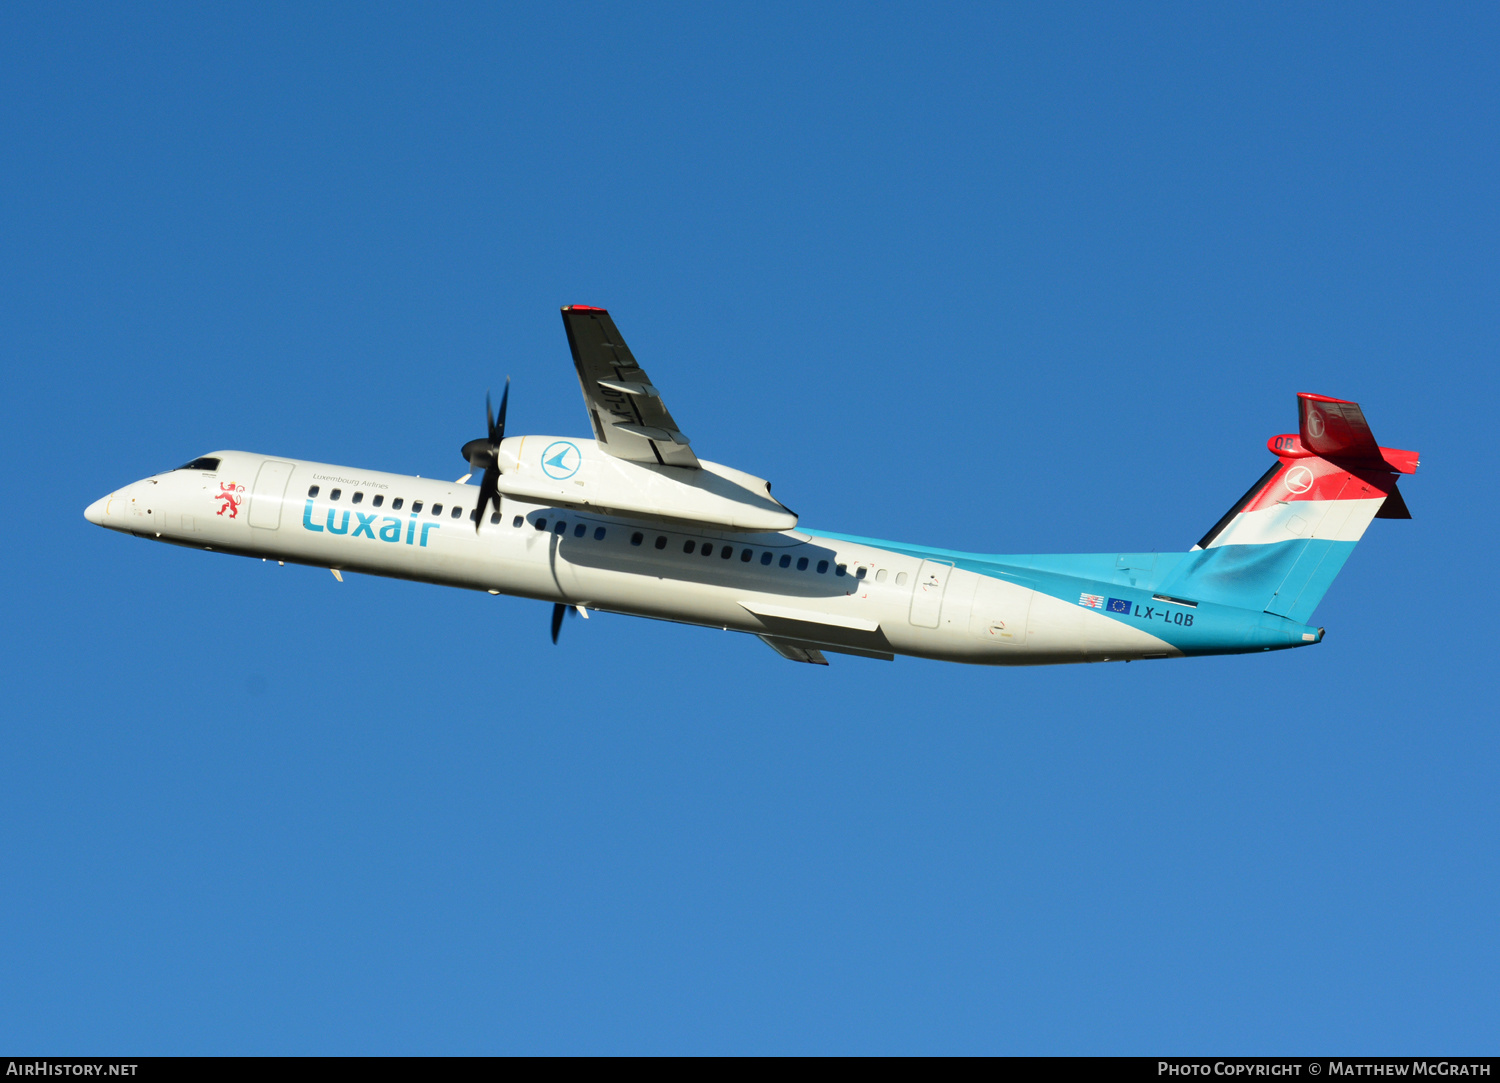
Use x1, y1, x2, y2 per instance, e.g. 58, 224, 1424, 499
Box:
908, 560, 953, 628
248, 460, 295, 530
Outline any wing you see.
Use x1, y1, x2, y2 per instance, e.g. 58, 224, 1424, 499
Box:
560, 306, 699, 469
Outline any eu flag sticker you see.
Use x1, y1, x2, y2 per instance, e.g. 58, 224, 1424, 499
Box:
1106, 598, 1131, 614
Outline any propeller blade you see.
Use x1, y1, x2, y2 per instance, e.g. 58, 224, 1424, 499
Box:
551, 602, 566, 644
475, 462, 500, 531
493, 378, 510, 442
466, 379, 513, 530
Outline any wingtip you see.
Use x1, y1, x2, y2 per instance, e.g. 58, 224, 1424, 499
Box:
563, 304, 608, 313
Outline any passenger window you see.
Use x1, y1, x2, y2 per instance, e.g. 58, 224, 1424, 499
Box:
432, 504, 443, 516
760, 552, 773, 565
392, 498, 404, 510
779, 554, 791, 568
555, 521, 566, 534
307, 485, 319, 498
836, 564, 847, 577
412, 501, 423, 513
702, 544, 715, 557
797, 557, 808, 571
817, 560, 829, 574
513, 516, 524, 527
855, 567, 866, 579
740, 549, 752, 562
352, 491, 364, 505
655, 536, 667, 549
683, 540, 696, 554
469, 509, 479, 522
491, 512, 502, 524
631, 532, 643, 546
720, 546, 733, 559
573, 523, 585, 537
331, 489, 342, 501
593, 527, 606, 540
452, 506, 463, 519
372, 495, 383, 507
875, 568, 887, 583
535, 518, 547, 531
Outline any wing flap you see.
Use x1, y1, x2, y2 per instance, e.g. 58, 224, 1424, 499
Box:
759, 636, 830, 665
612, 422, 691, 445
596, 379, 660, 398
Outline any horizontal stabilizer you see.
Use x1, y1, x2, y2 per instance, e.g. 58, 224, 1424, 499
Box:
1299, 393, 1419, 473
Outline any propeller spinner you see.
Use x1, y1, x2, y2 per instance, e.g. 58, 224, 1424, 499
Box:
460, 379, 509, 533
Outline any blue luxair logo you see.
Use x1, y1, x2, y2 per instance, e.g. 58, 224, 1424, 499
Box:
302, 500, 440, 547
540, 441, 581, 480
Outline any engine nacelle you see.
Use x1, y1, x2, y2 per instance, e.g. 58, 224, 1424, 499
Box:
493, 436, 796, 532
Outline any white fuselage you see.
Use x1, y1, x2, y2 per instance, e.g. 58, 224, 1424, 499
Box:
85, 448, 1193, 665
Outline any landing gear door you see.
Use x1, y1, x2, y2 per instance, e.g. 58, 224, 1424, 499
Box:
248, 460, 295, 530
909, 559, 954, 628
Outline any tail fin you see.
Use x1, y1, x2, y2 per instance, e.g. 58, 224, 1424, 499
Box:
1159, 394, 1417, 623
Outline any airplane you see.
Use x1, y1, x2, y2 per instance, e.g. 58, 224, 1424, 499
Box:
84, 305, 1419, 667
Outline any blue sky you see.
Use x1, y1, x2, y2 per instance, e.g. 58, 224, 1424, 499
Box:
2, 2, 1496, 1054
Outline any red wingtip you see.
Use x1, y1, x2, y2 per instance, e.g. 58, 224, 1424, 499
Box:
565, 304, 608, 313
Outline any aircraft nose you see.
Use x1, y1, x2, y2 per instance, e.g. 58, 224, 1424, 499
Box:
84, 495, 109, 526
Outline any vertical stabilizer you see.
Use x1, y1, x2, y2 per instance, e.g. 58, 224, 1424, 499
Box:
1159, 394, 1416, 623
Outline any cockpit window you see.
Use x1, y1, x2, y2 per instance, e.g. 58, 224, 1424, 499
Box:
177, 457, 220, 472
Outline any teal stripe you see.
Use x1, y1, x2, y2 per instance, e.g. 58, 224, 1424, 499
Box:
806, 529, 1326, 655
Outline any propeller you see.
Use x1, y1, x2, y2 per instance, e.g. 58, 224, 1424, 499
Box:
460, 378, 510, 532
550, 603, 589, 644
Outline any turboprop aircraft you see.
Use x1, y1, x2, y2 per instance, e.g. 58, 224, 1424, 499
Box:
85, 306, 1418, 666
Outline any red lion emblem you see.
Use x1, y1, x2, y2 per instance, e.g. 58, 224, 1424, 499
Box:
215, 482, 245, 518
